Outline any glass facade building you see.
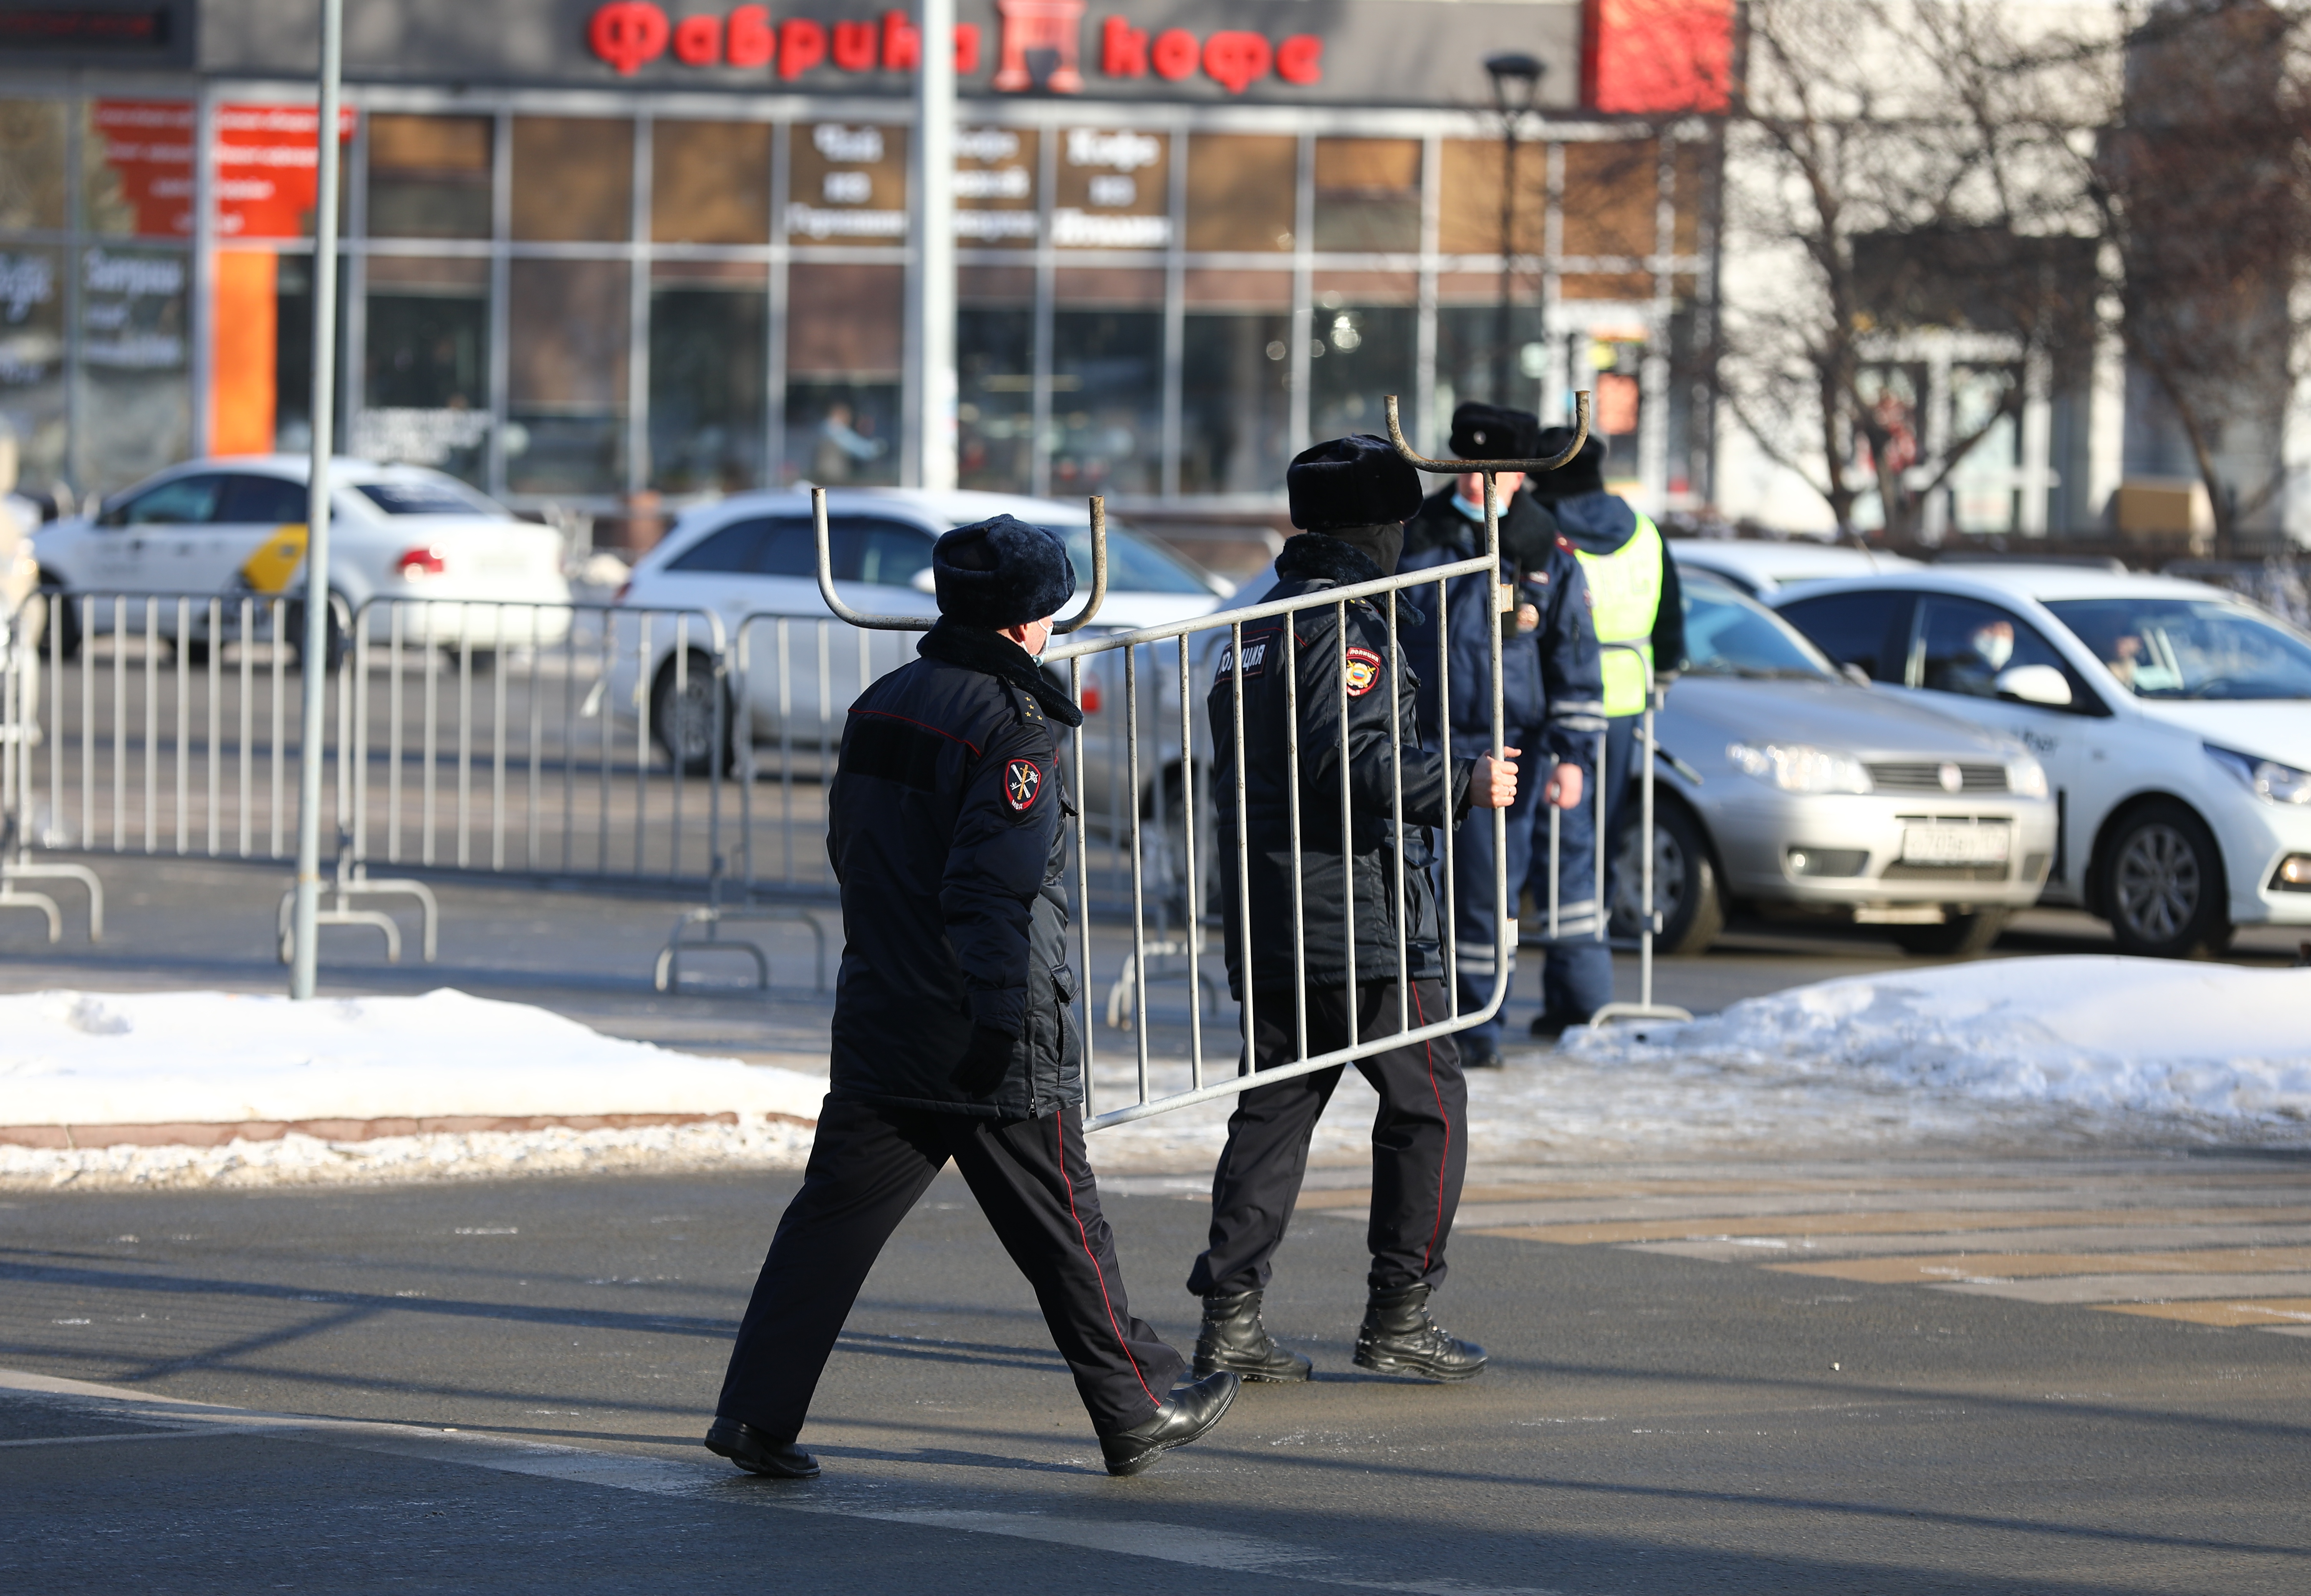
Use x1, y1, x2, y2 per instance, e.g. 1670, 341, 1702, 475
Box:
0, 0, 1725, 535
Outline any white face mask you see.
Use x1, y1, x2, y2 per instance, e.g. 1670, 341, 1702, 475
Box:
1972, 628, 2014, 669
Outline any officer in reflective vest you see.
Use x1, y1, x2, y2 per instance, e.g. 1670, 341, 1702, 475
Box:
1520, 428, 1685, 1036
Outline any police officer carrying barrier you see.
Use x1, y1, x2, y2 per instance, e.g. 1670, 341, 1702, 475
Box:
1188, 436, 1520, 1387
1401, 403, 1604, 1070
707, 514, 1238, 1480
1521, 430, 1687, 1036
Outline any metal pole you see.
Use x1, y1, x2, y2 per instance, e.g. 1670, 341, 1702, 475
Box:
290, 0, 343, 999
912, 0, 957, 490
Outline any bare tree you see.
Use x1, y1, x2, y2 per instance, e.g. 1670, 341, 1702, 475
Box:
2078, 0, 2311, 555
1716, 0, 2097, 538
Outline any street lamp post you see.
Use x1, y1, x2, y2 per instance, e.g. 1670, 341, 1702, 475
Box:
1485, 51, 1544, 404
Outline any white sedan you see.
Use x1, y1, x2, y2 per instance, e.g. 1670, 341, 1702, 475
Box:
30, 455, 573, 657
605, 489, 1229, 819
1774, 564, 2311, 956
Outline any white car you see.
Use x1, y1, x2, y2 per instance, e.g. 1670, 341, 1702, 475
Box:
1670, 537, 1921, 598
1774, 565, 2311, 956
606, 489, 1228, 820
30, 455, 573, 657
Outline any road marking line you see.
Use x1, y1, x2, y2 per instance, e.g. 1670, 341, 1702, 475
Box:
1930, 1273, 2311, 1306
2094, 1298, 2311, 1327
1627, 1224, 2311, 1262
0, 1425, 288, 1448
1469, 1208, 2311, 1246
1766, 1247, 2311, 1285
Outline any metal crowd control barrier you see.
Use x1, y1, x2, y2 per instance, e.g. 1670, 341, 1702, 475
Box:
1579, 641, 1693, 1029
811, 393, 1590, 1131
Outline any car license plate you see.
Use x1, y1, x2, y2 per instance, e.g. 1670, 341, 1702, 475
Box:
1901, 824, 2010, 864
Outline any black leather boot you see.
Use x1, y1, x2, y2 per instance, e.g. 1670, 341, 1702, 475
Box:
1194, 1289, 1313, 1382
704, 1416, 821, 1478
1352, 1283, 1488, 1382
1097, 1371, 1240, 1476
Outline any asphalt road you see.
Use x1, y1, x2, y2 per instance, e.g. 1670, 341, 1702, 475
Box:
5, 1157, 2308, 1594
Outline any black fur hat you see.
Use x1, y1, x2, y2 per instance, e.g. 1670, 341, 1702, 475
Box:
931, 514, 1076, 629
1286, 434, 1424, 531
1449, 402, 1541, 461
1526, 426, 1607, 500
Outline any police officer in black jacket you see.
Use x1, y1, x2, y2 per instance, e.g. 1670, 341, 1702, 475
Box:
1188, 437, 1519, 1388
1400, 404, 1604, 1070
706, 515, 1238, 1481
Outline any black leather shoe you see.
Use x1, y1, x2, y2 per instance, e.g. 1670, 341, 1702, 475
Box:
1462, 1036, 1504, 1070
704, 1417, 821, 1478
1528, 1011, 1581, 1041
1352, 1284, 1488, 1382
1097, 1371, 1240, 1477
1194, 1290, 1313, 1382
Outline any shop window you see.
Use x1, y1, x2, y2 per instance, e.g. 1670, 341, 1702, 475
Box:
1437, 140, 1544, 259
1561, 141, 1659, 262
652, 120, 771, 245
368, 114, 492, 240
0, 242, 66, 490
83, 100, 195, 239
359, 255, 490, 485
957, 265, 1032, 492
1313, 139, 1419, 254
1434, 300, 1547, 416
0, 100, 68, 232
507, 258, 628, 493
1185, 134, 1294, 254
955, 126, 1038, 245
649, 262, 766, 493
511, 117, 633, 243
1672, 141, 1710, 257
1308, 281, 1416, 441
786, 123, 907, 247
1052, 273, 1161, 495
76, 244, 190, 490
785, 261, 899, 486
1055, 127, 1170, 250
1181, 311, 1290, 495
1573, 326, 1649, 479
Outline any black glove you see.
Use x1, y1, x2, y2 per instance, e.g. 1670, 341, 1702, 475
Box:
951, 1025, 1018, 1095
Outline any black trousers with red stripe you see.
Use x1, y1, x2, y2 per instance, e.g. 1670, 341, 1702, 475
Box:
1187, 978, 1467, 1300
715, 1095, 1185, 1440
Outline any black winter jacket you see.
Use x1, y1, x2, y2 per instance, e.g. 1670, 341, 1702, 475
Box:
1207, 534, 1473, 997
1399, 487, 1606, 762
825, 620, 1083, 1119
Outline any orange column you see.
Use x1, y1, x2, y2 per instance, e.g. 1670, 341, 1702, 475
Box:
212, 250, 279, 455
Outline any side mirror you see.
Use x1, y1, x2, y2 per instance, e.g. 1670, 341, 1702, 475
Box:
908, 566, 937, 594
1995, 663, 2072, 708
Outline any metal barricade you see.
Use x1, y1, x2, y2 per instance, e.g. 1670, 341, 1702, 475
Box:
809, 392, 1592, 1130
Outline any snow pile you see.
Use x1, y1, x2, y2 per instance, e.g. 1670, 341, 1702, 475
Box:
1554, 955, 2311, 1139
5, 1117, 816, 1192
0, 988, 826, 1127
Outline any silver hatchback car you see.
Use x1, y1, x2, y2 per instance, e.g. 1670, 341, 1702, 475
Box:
1615, 573, 2059, 956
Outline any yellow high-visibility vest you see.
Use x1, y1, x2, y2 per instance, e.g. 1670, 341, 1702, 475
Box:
1571, 510, 1662, 717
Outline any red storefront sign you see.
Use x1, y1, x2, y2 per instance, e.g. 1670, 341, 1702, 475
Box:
89, 99, 358, 239
585, 2, 1321, 93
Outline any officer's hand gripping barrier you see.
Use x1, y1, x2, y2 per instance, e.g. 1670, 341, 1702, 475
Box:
814, 487, 1110, 634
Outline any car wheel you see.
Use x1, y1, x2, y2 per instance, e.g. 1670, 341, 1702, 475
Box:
35, 576, 79, 659
285, 593, 348, 675
650, 649, 733, 776
2100, 800, 2230, 959
1890, 907, 2010, 958
1609, 797, 1725, 956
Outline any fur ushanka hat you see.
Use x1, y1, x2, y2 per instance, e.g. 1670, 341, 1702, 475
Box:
1286, 434, 1425, 531
1449, 402, 1542, 461
931, 514, 1077, 629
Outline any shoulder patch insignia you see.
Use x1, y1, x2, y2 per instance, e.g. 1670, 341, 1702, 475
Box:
1555, 532, 1575, 554
1004, 758, 1044, 813
1343, 646, 1384, 697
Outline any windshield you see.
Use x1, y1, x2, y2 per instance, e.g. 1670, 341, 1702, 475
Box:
1042, 522, 1210, 596
1682, 574, 1840, 680
356, 480, 510, 518
2044, 598, 2311, 700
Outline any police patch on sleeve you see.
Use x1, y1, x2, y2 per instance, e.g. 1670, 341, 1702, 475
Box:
1004, 758, 1044, 812
1343, 646, 1384, 697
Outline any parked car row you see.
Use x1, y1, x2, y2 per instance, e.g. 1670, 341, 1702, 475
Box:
25, 455, 2310, 963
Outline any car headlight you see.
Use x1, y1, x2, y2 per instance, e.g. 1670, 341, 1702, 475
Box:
2206, 743, 2311, 805
1725, 740, 1872, 794
2007, 755, 2049, 799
